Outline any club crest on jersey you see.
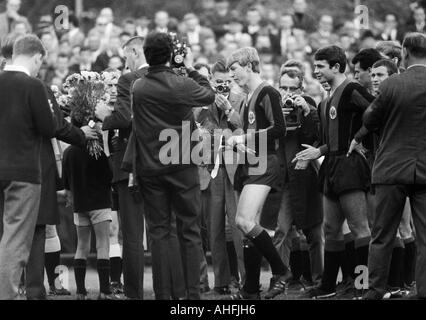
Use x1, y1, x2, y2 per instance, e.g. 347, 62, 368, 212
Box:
329, 106, 337, 120
248, 111, 256, 124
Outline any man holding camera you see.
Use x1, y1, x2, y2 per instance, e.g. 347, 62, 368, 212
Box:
194, 59, 244, 295
131, 32, 215, 300
273, 67, 324, 288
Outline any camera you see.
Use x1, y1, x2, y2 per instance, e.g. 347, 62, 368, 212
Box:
216, 83, 230, 95
283, 95, 303, 130
169, 32, 188, 69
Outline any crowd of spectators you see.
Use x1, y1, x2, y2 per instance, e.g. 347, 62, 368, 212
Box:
1, 0, 426, 104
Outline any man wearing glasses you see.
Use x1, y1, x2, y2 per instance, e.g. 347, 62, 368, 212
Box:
273, 67, 324, 289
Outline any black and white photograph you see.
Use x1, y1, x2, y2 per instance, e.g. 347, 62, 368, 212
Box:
1, 0, 426, 311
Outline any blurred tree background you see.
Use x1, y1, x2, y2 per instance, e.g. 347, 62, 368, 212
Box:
0, 0, 417, 32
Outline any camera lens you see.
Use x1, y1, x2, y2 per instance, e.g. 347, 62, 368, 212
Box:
284, 98, 294, 107
216, 85, 224, 93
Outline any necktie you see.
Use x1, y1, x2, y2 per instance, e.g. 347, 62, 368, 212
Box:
102, 131, 110, 157
210, 134, 224, 179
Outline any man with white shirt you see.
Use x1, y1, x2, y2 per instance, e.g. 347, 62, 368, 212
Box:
95, 36, 148, 300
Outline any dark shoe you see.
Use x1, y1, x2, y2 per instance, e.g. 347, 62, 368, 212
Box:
18, 285, 26, 296
200, 285, 210, 294
352, 289, 366, 300
287, 277, 313, 292
300, 286, 337, 299
362, 289, 384, 300
264, 272, 292, 299
336, 278, 355, 299
227, 289, 260, 300
214, 286, 231, 295
76, 293, 90, 300
110, 282, 124, 295
230, 278, 241, 290
98, 292, 122, 300
49, 285, 71, 296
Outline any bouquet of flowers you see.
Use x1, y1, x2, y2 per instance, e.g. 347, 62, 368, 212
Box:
58, 71, 108, 159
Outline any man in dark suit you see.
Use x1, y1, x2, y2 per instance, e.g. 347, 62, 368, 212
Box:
352, 33, 426, 300
193, 59, 244, 295
95, 36, 148, 300
130, 32, 215, 300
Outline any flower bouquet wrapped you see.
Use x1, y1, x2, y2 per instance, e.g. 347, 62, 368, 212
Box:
60, 71, 108, 159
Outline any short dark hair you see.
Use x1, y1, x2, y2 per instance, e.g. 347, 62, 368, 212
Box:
376, 41, 402, 65
280, 69, 304, 87
124, 18, 135, 25
314, 45, 347, 73
352, 48, 383, 70
372, 59, 398, 76
13, 34, 46, 58
1, 33, 20, 59
280, 59, 305, 75
211, 59, 227, 74
403, 32, 426, 59
143, 32, 172, 66
120, 31, 132, 39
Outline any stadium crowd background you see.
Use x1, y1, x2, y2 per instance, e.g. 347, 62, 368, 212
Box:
1, 0, 426, 253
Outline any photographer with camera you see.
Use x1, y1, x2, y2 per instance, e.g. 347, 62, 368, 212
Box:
273, 67, 324, 289
130, 31, 215, 300
194, 59, 244, 295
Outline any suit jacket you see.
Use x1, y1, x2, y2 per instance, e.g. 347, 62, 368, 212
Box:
0, 12, 31, 41
38, 86, 85, 225
194, 100, 243, 191
363, 66, 426, 185
102, 67, 148, 184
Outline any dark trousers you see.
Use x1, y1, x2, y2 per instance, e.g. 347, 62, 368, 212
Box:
26, 225, 46, 299
369, 184, 426, 297
141, 167, 202, 300
116, 180, 145, 299
274, 186, 324, 283
204, 166, 243, 288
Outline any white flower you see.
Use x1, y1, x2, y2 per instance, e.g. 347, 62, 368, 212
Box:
51, 85, 59, 94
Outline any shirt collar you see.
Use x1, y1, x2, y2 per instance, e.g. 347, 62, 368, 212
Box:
138, 63, 149, 70
407, 64, 426, 70
3, 64, 31, 76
